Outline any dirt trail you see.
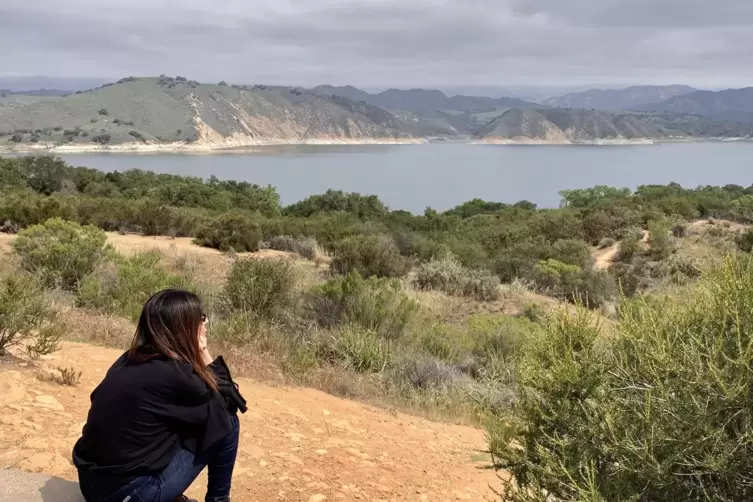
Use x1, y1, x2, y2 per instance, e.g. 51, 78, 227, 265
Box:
0, 343, 500, 501
593, 231, 650, 271
0, 231, 291, 259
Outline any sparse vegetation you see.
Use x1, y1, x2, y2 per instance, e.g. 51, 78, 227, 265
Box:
56, 366, 82, 386
13, 218, 110, 290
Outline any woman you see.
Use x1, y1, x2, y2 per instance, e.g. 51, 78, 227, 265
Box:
73, 289, 247, 502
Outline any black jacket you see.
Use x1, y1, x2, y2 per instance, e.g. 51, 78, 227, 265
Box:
72, 351, 246, 482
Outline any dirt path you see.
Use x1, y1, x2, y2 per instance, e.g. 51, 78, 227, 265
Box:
593, 231, 650, 271
593, 243, 620, 271
0, 231, 291, 260
0, 343, 500, 501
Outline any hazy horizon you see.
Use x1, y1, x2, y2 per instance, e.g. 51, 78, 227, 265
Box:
4, 1, 753, 90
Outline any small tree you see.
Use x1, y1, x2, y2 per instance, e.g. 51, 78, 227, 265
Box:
13, 218, 111, 290
0, 274, 61, 358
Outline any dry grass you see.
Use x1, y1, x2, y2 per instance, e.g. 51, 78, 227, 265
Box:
59, 308, 135, 349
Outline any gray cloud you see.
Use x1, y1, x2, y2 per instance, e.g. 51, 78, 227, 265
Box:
1, 0, 752, 89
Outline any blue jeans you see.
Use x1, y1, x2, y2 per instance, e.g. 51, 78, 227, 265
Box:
79, 415, 240, 502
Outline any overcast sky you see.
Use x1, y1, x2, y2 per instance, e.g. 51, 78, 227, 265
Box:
2, 0, 753, 89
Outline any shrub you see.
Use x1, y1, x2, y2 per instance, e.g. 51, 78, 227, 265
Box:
333, 326, 391, 373
736, 228, 753, 253
77, 251, 192, 321
267, 235, 323, 261
389, 355, 464, 390
307, 271, 418, 340
98, 108, 109, 115
13, 218, 110, 290
195, 212, 262, 252
617, 232, 640, 262
128, 131, 143, 139
224, 258, 296, 320
0, 274, 61, 358
648, 219, 674, 259
488, 256, 753, 501
56, 366, 82, 386
91, 133, 111, 144
331, 235, 411, 278
415, 254, 500, 301
533, 259, 615, 307
10, 134, 22, 142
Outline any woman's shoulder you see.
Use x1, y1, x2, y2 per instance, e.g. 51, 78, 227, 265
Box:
111, 351, 213, 402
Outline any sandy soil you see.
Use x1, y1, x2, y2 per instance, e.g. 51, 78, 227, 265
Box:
0, 343, 500, 501
0, 231, 293, 260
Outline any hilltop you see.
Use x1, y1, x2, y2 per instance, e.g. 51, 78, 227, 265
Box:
634, 87, 753, 123
543, 85, 697, 110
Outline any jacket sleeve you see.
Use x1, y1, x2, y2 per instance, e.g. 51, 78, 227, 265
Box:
209, 356, 248, 415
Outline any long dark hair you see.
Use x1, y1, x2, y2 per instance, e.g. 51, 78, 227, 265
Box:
129, 289, 217, 391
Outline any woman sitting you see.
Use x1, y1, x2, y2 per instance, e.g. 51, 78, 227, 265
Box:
73, 289, 247, 502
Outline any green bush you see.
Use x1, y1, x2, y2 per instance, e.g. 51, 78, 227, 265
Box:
488, 255, 753, 501
415, 254, 500, 301
13, 218, 110, 290
333, 326, 392, 373
224, 258, 296, 320
307, 271, 418, 340
195, 212, 262, 252
331, 235, 411, 278
0, 274, 61, 358
77, 251, 192, 321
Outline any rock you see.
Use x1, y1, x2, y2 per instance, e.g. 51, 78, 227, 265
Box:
33, 395, 64, 411
308, 495, 327, 502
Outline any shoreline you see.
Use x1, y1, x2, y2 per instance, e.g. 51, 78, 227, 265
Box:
1, 136, 751, 154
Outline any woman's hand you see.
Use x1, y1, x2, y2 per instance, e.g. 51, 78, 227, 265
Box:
198, 331, 213, 365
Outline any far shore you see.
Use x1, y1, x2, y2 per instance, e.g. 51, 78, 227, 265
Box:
1, 136, 751, 154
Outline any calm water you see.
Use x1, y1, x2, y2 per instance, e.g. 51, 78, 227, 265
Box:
53, 142, 753, 213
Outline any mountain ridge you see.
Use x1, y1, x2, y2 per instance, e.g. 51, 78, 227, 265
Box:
1, 77, 752, 150
543, 85, 697, 110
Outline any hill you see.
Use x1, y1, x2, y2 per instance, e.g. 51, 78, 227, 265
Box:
543, 85, 697, 110
477, 107, 753, 142
0, 77, 419, 148
635, 87, 753, 122
0, 89, 70, 97
312, 85, 536, 112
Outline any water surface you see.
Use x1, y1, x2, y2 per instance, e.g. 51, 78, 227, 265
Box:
54, 142, 753, 213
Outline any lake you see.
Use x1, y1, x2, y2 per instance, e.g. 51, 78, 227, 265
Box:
52, 142, 753, 213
